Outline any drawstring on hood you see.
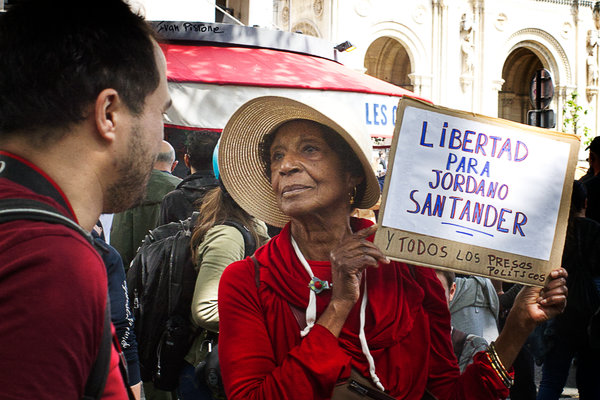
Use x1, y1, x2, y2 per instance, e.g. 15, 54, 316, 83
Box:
290, 235, 385, 391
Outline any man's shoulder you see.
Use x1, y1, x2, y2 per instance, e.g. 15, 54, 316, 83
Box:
146, 170, 182, 200
0, 221, 109, 399
0, 220, 102, 265
151, 169, 182, 186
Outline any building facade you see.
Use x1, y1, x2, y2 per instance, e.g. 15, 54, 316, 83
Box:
280, 0, 600, 155
126, 0, 599, 156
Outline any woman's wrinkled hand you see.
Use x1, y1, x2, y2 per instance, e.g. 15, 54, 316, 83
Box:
510, 268, 568, 330
328, 225, 390, 307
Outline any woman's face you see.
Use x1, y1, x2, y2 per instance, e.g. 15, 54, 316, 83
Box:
269, 120, 358, 219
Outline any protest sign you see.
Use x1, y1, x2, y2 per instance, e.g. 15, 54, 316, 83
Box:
373, 98, 580, 286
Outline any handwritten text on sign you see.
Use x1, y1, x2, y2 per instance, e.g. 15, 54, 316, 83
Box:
381, 106, 571, 261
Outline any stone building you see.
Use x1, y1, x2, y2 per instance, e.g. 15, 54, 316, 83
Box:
5, 0, 595, 154
129, 0, 599, 154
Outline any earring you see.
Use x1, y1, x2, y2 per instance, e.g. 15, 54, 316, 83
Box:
349, 186, 357, 205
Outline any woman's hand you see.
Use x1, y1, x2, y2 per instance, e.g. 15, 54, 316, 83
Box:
317, 225, 390, 337
509, 268, 568, 329
328, 224, 390, 307
493, 268, 568, 369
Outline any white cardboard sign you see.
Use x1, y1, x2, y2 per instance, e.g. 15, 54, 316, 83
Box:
374, 98, 580, 286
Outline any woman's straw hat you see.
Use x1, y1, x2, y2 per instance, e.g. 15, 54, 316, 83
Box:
219, 95, 380, 228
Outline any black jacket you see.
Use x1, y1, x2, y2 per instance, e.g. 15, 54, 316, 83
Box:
158, 170, 218, 225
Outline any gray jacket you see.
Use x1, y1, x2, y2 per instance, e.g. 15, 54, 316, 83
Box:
449, 276, 500, 344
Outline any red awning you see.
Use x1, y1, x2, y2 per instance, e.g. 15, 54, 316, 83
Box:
160, 43, 426, 100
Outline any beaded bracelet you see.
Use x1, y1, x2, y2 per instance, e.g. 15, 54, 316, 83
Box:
486, 341, 514, 388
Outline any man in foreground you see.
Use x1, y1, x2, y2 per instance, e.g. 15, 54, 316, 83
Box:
0, 1, 171, 398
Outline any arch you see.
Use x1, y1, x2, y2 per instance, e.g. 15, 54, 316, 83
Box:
365, 37, 413, 91
498, 48, 544, 124
495, 28, 571, 127
361, 21, 431, 96
497, 28, 572, 88
292, 19, 321, 38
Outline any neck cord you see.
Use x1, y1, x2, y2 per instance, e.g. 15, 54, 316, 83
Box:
290, 235, 385, 391
290, 236, 316, 337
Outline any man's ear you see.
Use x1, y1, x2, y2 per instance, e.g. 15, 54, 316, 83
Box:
184, 153, 191, 169
94, 88, 122, 142
449, 282, 457, 302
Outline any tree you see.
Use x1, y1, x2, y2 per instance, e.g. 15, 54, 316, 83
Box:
562, 91, 592, 146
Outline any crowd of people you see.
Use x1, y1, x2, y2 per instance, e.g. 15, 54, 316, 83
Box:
0, 1, 597, 400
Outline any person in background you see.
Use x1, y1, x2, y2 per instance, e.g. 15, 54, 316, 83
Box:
159, 131, 219, 225
435, 270, 489, 373
0, 0, 170, 398
215, 95, 568, 400
179, 150, 269, 399
110, 140, 181, 269
93, 221, 142, 399
580, 136, 600, 223
376, 150, 387, 191
497, 281, 537, 400
449, 275, 500, 344
536, 181, 600, 400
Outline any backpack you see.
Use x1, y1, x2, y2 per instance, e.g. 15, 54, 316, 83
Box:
127, 212, 256, 391
0, 199, 113, 400
451, 328, 468, 362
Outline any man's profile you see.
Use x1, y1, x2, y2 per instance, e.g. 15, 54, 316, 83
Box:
0, 0, 171, 398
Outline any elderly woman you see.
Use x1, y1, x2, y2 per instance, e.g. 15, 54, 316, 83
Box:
216, 96, 568, 400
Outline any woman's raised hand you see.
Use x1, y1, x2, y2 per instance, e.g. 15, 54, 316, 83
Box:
509, 268, 568, 328
328, 225, 390, 307
494, 268, 568, 369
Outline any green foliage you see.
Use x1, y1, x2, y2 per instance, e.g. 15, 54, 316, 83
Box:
562, 91, 592, 146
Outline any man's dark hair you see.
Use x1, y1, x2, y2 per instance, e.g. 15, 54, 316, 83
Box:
438, 270, 456, 289
186, 131, 220, 171
0, 0, 159, 144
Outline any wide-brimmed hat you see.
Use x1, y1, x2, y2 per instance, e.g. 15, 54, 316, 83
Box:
218, 95, 380, 228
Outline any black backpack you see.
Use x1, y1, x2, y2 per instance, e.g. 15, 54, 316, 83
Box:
126, 212, 256, 390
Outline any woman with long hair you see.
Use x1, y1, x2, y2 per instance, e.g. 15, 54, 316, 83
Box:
177, 155, 270, 400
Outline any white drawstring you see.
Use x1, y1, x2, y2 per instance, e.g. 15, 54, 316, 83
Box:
290, 235, 385, 391
291, 236, 316, 337
358, 270, 385, 391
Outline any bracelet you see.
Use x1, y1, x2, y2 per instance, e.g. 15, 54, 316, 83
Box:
488, 342, 513, 387
486, 341, 514, 388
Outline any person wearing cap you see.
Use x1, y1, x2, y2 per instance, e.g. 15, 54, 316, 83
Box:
215, 96, 568, 400
580, 136, 600, 223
